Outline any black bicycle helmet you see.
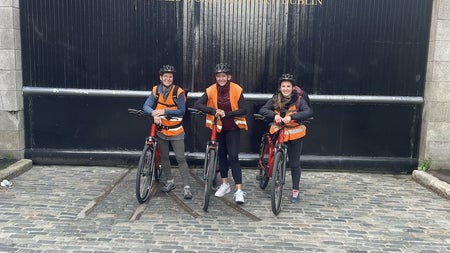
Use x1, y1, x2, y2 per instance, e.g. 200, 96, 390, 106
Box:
278, 73, 296, 85
214, 63, 231, 74
159, 65, 176, 75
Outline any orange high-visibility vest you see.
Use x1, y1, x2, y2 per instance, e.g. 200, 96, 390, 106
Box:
269, 103, 306, 141
205, 82, 248, 132
152, 85, 185, 136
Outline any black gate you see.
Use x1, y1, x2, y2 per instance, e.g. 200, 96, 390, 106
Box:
21, 0, 433, 171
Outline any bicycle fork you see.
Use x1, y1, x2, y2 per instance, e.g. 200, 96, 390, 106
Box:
278, 145, 288, 185
203, 141, 219, 180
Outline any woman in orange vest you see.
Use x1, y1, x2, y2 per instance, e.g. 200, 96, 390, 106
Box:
194, 63, 248, 204
259, 73, 313, 203
143, 65, 192, 199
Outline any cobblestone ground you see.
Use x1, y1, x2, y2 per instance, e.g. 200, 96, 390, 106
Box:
0, 165, 449, 252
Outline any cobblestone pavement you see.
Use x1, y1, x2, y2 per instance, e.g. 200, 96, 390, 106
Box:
1, 165, 449, 252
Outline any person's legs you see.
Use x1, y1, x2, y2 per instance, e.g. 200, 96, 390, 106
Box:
226, 130, 242, 188
225, 130, 245, 203
287, 139, 303, 202
171, 139, 192, 199
215, 132, 231, 197
217, 132, 229, 180
158, 137, 175, 192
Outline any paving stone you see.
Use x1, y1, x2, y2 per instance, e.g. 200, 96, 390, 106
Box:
0, 165, 449, 252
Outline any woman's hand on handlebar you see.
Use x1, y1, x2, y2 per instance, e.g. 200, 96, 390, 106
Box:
281, 115, 291, 124
215, 109, 225, 118
154, 116, 162, 125
274, 115, 292, 124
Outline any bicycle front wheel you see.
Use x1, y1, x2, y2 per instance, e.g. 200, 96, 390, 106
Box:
257, 135, 270, 189
271, 150, 286, 215
202, 149, 217, 211
136, 144, 156, 204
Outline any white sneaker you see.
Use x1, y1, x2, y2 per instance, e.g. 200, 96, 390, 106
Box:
234, 190, 246, 204
214, 183, 230, 197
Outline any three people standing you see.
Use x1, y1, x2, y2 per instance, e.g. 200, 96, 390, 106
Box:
142, 65, 312, 205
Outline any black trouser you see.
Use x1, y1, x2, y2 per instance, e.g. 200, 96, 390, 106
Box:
286, 138, 303, 190
217, 129, 242, 185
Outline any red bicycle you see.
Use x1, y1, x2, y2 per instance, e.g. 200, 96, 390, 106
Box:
188, 108, 219, 211
254, 113, 291, 214
128, 108, 162, 204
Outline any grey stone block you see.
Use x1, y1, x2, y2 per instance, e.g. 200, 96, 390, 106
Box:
427, 101, 450, 122
0, 28, 14, 50
427, 122, 450, 142
0, 7, 13, 29
0, 130, 20, 150
434, 40, 450, 62
0, 0, 12, 7
0, 50, 14, 69
427, 82, 450, 102
0, 111, 22, 131
432, 61, 450, 82
436, 20, 450, 41
438, 0, 450, 19
0, 70, 15, 90
0, 90, 22, 110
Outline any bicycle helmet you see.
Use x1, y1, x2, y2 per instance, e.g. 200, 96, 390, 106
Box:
214, 63, 231, 74
159, 65, 176, 75
278, 73, 296, 85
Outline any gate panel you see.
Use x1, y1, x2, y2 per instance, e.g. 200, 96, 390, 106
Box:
20, 0, 433, 171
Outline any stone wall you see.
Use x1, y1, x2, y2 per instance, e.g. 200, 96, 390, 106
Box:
0, 0, 23, 159
421, 0, 450, 169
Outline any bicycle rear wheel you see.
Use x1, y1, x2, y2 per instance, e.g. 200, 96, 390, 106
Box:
202, 149, 217, 211
136, 144, 156, 203
271, 150, 285, 215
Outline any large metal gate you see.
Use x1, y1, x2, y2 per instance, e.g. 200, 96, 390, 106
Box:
21, 0, 433, 171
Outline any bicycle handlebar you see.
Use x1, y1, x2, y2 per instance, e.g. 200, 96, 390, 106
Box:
128, 108, 149, 117
253, 113, 313, 124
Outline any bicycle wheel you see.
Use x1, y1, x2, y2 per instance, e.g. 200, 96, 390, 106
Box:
271, 150, 285, 215
136, 144, 156, 204
202, 149, 217, 211
257, 135, 270, 189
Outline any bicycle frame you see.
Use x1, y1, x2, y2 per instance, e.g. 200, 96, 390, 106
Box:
146, 123, 161, 171
203, 120, 219, 179
259, 124, 287, 178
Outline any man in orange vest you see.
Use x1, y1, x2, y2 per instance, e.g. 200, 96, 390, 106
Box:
194, 63, 248, 204
143, 65, 192, 199
259, 73, 313, 203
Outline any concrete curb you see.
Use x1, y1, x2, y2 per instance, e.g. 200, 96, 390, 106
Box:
0, 159, 33, 181
412, 170, 450, 200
